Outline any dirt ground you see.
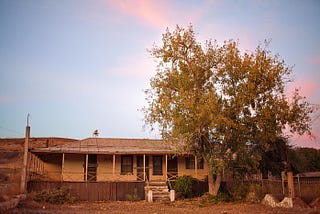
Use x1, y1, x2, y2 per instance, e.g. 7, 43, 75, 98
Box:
5, 198, 320, 214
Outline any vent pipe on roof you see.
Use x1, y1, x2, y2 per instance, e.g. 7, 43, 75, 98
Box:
93, 129, 99, 138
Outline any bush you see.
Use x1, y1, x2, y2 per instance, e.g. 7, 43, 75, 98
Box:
34, 188, 76, 204
174, 175, 195, 198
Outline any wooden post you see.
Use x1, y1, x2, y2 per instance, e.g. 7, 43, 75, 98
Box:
143, 154, 146, 181
85, 154, 88, 182
165, 154, 168, 181
61, 153, 65, 181
195, 156, 198, 179
20, 124, 30, 194
112, 154, 116, 179
287, 171, 295, 198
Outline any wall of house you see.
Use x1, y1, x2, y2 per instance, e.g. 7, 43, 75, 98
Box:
37, 153, 62, 181
61, 154, 209, 182
97, 155, 113, 181
63, 154, 84, 181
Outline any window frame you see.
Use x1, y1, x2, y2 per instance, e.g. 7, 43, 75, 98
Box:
121, 155, 133, 175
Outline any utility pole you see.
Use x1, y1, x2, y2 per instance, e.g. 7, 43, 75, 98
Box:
20, 114, 30, 194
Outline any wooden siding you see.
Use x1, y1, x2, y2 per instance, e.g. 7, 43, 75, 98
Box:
28, 181, 145, 201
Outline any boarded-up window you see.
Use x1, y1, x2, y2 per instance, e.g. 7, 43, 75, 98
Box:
185, 156, 195, 169
121, 155, 133, 175
153, 156, 163, 175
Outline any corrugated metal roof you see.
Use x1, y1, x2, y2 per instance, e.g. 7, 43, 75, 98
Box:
30, 138, 178, 154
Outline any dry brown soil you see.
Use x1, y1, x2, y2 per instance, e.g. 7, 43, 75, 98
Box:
5, 198, 320, 214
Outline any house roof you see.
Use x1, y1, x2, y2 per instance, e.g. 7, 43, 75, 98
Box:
30, 138, 179, 155
296, 171, 320, 178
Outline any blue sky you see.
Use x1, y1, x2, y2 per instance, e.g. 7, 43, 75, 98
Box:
0, 0, 319, 148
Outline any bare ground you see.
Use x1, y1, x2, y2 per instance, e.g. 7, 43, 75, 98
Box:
5, 198, 320, 214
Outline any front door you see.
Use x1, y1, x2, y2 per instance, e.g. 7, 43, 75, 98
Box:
167, 156, 178, 181
137, 155, 149, 181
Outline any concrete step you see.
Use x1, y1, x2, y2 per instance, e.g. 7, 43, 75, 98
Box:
145, 181, 170, 201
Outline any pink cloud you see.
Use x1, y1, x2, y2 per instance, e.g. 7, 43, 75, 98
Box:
289, 133, 320, 149
286, 79, 318, 98
307, 54, 320, 65
104, 0, 170, 29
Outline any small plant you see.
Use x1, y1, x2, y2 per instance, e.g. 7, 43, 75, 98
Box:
34, 188, 76, 204
174, 175, 195, 198
125, 193, 140, 201
125, 187, 140, 201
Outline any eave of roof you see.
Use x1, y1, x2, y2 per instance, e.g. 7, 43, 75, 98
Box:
30, 137, 180, 155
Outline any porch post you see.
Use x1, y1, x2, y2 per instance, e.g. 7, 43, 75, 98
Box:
112, 154, 116, 179
85, 154, 88, 181
143, 154, 146, 181
195, 156, 198, 179
165, 154, 168, 181
61, 153, 65, 181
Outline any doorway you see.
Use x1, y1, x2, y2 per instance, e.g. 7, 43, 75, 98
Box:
84, 154, 97, 181
137, 155, 149, 181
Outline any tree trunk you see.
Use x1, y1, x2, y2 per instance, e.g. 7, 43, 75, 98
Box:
208, 170, 222, 196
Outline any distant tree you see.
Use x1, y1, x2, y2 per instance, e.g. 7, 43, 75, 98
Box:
143, 25, 314, 195
289, 147, 320, 174
259, 137, 289, 178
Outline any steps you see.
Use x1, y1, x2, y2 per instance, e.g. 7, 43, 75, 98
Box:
145, 181, 170, 201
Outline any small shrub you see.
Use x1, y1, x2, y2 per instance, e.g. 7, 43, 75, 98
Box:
125, 188, 140, 201
174, 175, 195, 198
125, 193, 140, 201
34, 188, 76, 204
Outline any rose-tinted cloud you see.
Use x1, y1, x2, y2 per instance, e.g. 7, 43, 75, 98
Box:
286, 79, 318, 99
104, 0, 170, 28
307, 54, 320, 65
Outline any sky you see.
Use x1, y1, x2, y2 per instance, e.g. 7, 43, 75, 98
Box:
0, 0, 319, 148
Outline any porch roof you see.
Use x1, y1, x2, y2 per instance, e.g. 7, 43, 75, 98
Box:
30, 138, 179, 155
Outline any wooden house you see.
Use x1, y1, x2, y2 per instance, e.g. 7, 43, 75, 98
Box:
28, 138, 209, 201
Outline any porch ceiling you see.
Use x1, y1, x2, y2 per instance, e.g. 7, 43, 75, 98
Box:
30, 138, 179, 155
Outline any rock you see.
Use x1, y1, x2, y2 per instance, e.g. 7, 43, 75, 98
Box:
278, 197, 293, 208
262, 194, 279, 208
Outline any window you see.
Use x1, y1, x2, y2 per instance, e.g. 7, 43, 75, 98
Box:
153, 156, 163, 175
185, 156, 195, 169
197, 158, 204, 169
185, 156, 204, 169
121, 155, 133, 175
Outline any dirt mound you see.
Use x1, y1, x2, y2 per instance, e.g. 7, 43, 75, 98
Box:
293, 197, 309, 208
310, 197, 320, 209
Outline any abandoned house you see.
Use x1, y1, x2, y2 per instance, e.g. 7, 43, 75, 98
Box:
28, 138, 209, 201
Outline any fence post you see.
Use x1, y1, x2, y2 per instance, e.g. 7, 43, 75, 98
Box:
287, 171, 295, 198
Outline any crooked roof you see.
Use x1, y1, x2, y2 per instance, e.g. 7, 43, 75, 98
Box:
30, 138, 178, 155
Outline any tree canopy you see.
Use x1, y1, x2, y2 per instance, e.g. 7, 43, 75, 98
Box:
143, 25, 314, 195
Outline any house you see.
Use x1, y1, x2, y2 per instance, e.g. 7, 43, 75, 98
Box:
28, 138, 209, 201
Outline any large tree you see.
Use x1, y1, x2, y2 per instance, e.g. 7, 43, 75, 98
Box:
143, 25, 314, 195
